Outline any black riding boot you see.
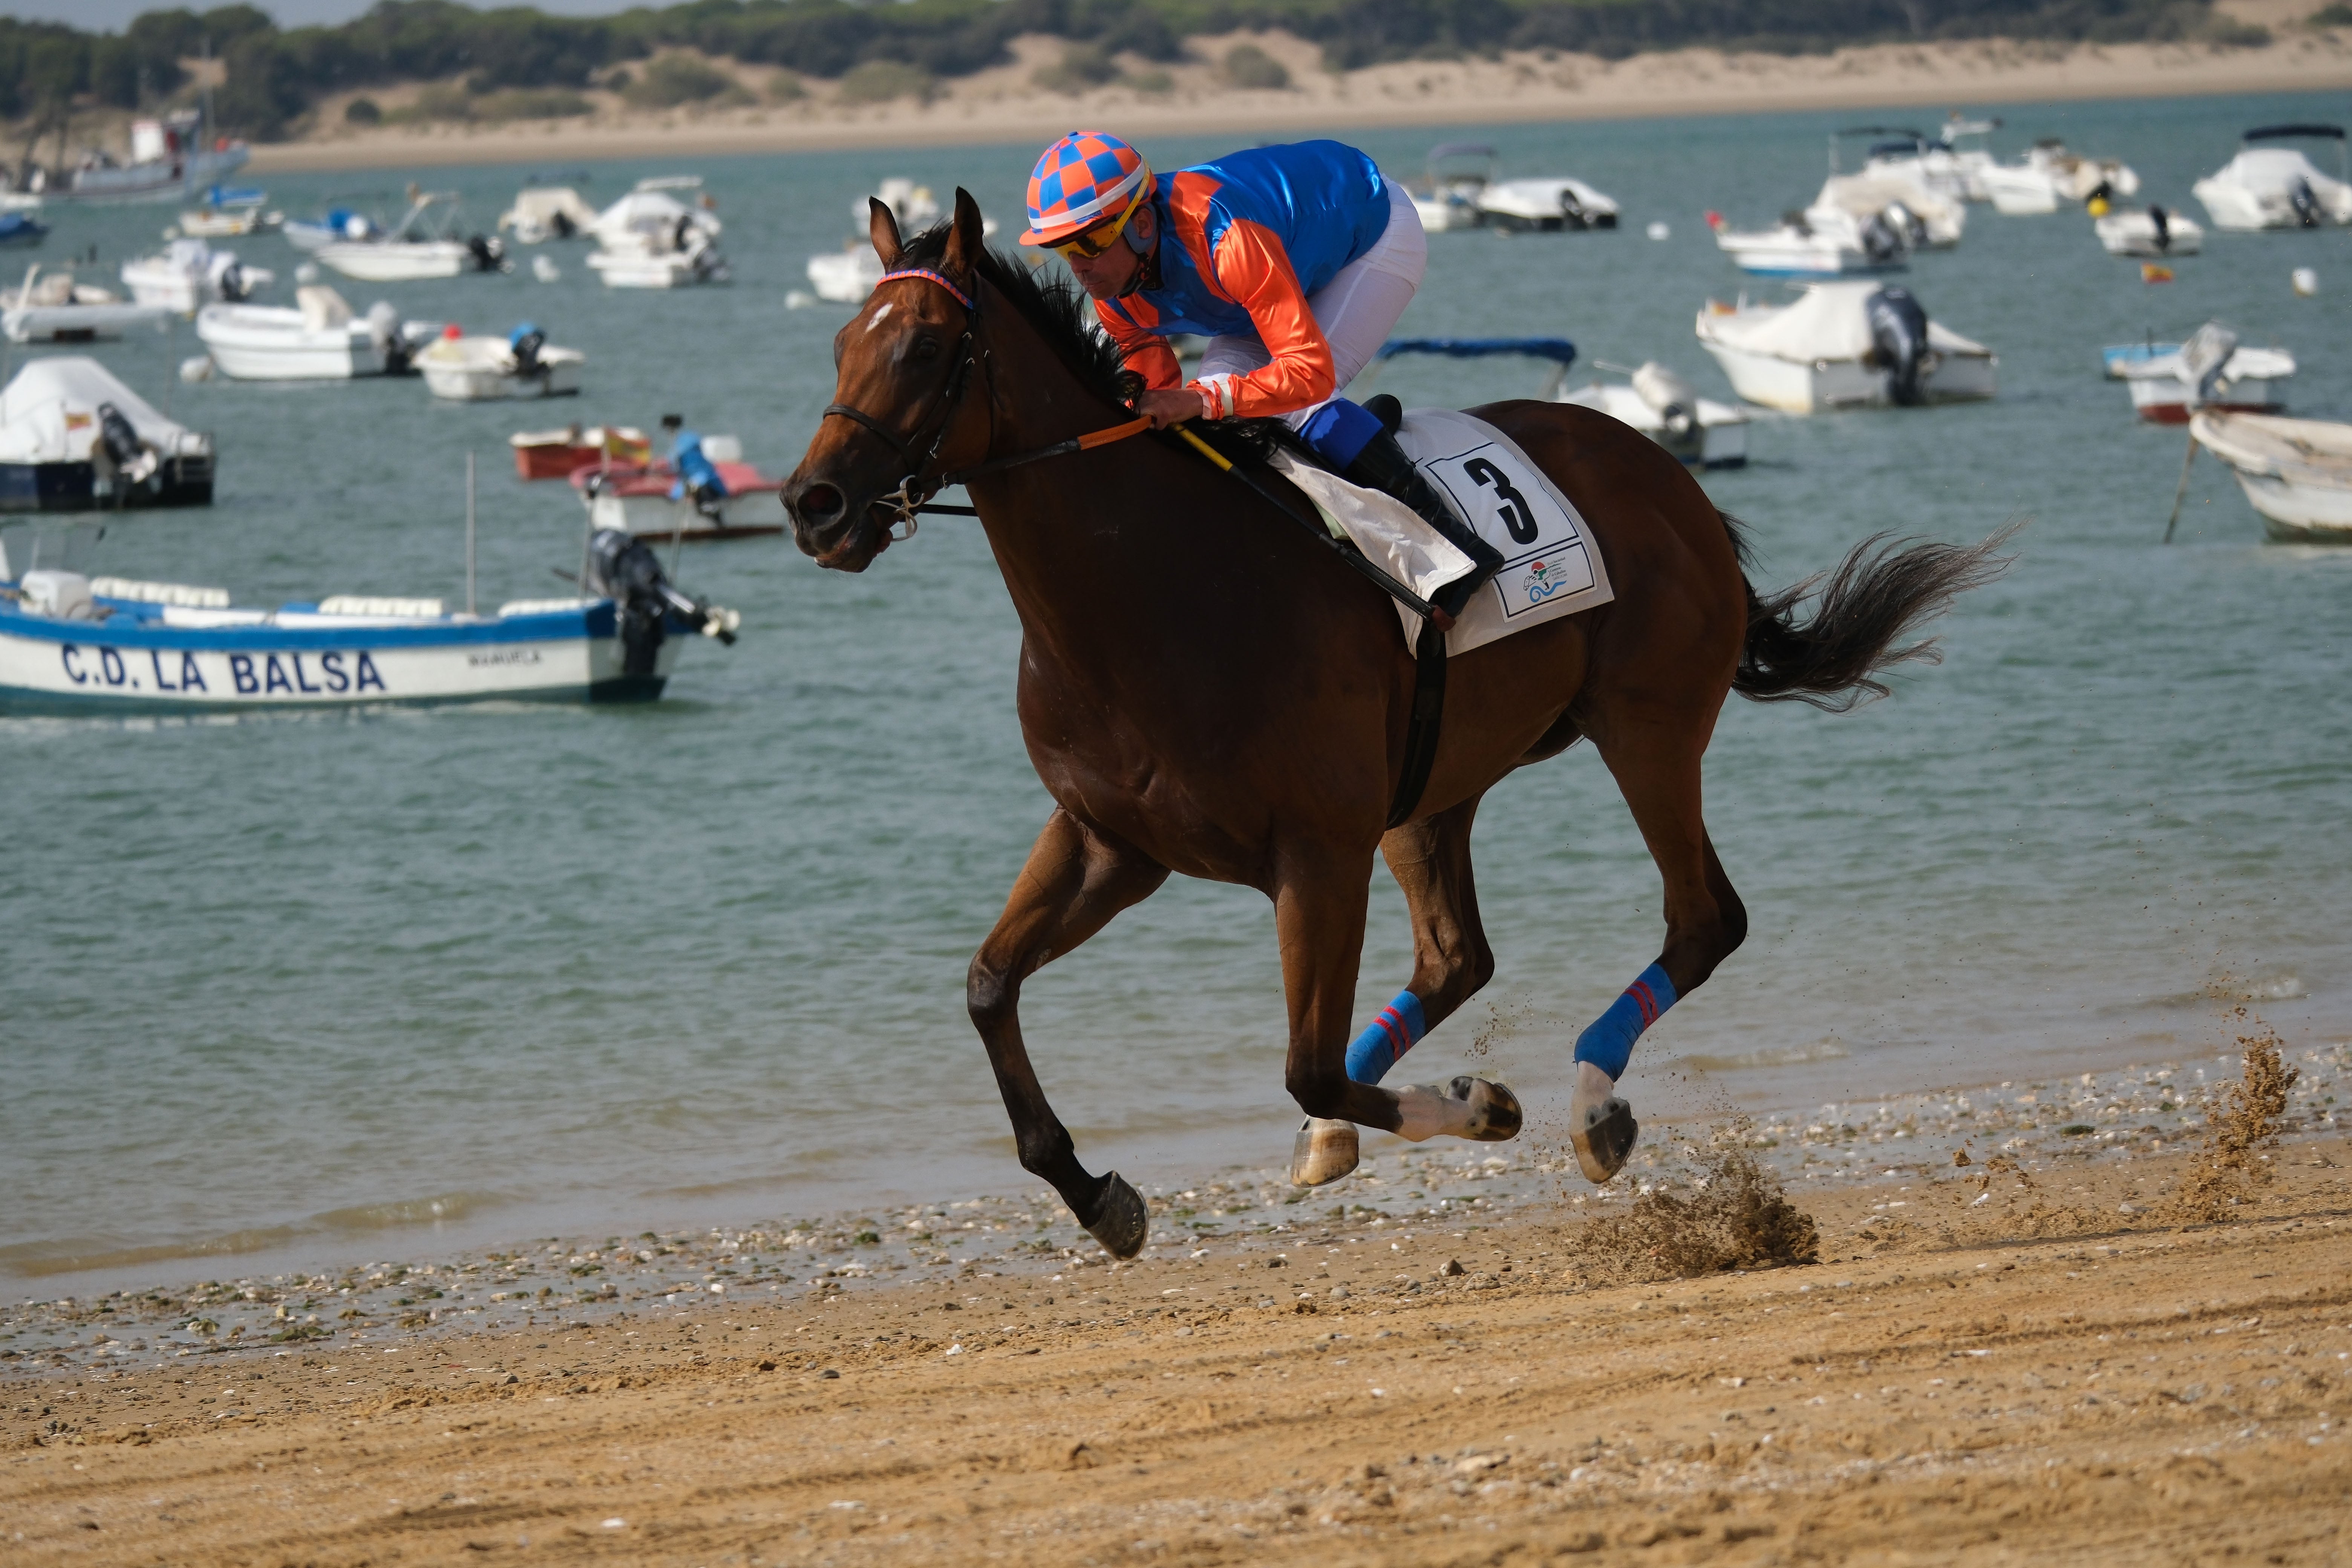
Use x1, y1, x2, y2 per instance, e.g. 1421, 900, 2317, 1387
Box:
1342, 427, 1503, 626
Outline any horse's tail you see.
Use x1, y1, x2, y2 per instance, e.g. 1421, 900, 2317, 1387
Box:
1722, 513, 2018, 712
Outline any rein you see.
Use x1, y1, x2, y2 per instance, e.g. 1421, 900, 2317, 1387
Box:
819, 267, 1149, 535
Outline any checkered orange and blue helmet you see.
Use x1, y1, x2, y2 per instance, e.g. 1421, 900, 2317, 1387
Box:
1021, 130, 1153, 251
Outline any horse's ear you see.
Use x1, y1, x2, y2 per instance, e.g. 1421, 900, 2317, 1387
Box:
868, 198, 903, 270
944, 187, 985, 280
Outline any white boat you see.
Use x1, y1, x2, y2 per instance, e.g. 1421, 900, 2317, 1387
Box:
416, 326, 583, 401
585, 181, 727, 289
572, 432, 787, 538
175, 186, 280, 239
0, 356, 214, 511
2192, 124, 2352, 231
1406, 143, 1494, 233
285, 208, 384, 252
2093, 205, 2202, 258
119, 238, 272, 314
498, 186, 599, 245
1706, 206, 1906, 278
317, 193, 508, 282
1861, 117, 1998, 202
1695, 282, 1995, 414
0, 529, 738, 712
865, 177, 941, 233
2190, 410, 2352, 543
2113, 324, 2293, 424
1557, 362, 1747, 468
195, 287, 442, 381
1812, 174, 1965, 249
1982, 139, 2140, 215
61, 111, 249, 205
806, 242, 884, 303
2, 266, 173, 343
1476, 176, 1618, 231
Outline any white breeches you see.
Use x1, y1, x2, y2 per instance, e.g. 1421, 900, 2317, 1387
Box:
1196, 182, 1429, 431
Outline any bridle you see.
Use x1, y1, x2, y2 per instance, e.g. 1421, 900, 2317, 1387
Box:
819, 267, 986, 542
817, 265, 1148, 542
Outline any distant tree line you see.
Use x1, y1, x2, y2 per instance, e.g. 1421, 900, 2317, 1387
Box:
2, 0, 2271, 142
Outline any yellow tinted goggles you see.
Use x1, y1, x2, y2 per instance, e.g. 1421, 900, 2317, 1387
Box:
1050, 182, 1150, 261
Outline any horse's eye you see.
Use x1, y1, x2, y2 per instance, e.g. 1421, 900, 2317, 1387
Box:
914, 337, 940, 362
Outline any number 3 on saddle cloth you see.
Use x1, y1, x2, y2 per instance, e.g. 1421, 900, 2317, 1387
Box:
1269, 409, 1614, 653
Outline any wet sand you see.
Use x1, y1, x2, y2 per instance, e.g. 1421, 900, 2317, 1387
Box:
6, 1045, 2348, 1565
245, 26, 2352, 173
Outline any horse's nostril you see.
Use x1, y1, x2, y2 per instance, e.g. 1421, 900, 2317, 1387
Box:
794, 482, 846, 526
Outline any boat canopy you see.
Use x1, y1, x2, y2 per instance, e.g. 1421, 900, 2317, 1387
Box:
1376, 337, 1577, 366
1426, 142, 1497, 161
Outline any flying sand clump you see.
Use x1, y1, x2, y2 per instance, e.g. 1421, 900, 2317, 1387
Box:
1565, 1124, 1820, 1282
2168, 1013, 2299, 1225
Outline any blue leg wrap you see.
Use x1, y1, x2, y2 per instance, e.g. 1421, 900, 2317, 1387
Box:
1573, 963, 1679, 1081
1344, 989, 1427, 1085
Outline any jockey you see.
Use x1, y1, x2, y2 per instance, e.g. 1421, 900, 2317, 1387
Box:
1019, 131, 1502, 625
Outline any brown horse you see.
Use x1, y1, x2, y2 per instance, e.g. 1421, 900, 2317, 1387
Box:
784, 192, 2005, 1257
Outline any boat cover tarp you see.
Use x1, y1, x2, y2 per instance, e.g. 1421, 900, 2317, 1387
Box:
0, 356, 197, 463
1704, 282, 1989, 361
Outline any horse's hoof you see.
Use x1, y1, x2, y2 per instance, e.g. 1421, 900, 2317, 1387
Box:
1446, 1076, 1523, 1142
1084, 1171, 1148, 1258
1290, 1117, 1361, 1186
1572, 1096, 1640, 1184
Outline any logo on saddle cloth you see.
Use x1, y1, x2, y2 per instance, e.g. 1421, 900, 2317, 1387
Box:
1415, 435, 1600, 621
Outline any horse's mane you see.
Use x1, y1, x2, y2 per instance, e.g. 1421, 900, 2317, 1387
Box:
899, 220, 1300, 470
900, 224, 1129, 410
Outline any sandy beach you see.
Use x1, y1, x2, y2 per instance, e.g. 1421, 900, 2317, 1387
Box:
7, 1035, 2346, 1564
243, 19, 2352, 174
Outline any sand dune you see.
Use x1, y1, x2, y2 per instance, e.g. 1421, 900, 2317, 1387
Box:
249, 26, 2352, 173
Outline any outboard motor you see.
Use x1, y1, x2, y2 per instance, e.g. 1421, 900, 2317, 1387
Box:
550, 209, 576, 240
508, 322, 546, 379
93, 401, 160, 488
366, 301, 413, 374
2147, 204, 2172, 253
467, 233, 509, 272
210, 254, 251, 303
1559, 187, 1588, 231
1865, 286, 1932, 407
583, 528, 738, 677
1629, 361, 1698, 438
1884, 201, 1930, 250
2289, 178, 2320, 229
1858, 212, 1904, 265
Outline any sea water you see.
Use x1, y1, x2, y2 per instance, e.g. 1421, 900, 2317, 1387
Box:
4, 91, 2348, 1293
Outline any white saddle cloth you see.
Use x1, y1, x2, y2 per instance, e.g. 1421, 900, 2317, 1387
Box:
1268, 407, 1614, 655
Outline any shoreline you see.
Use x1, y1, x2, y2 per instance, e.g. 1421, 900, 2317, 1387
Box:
240, 30, 2352, 175
6, 1124, 2346, 1563
7, 1040, 2340, 1366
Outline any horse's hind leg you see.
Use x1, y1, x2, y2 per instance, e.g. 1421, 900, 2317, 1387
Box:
1292, 795, 1520, 1185
1570, 715, 1750, 1182
968, 808, 1169, 1256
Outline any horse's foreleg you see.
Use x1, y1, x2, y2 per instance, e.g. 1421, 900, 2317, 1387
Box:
968, 808, 1169, 1257
1277, 847, 1521, 1186
1290, 798, 1520, 1185
1569, 717, 1750, 1183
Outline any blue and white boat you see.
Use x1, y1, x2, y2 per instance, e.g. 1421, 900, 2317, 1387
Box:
0, 212, 47, 248
0, 529, 738, 713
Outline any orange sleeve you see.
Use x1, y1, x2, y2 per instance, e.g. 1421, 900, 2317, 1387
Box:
1185, 218, 1335, 420
1093, 299, 1183, 395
